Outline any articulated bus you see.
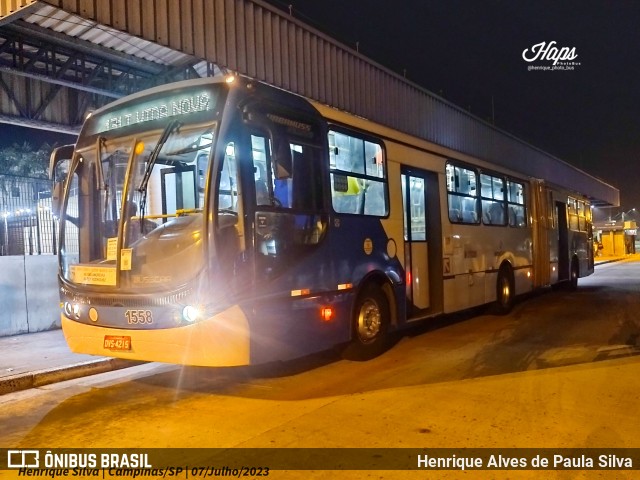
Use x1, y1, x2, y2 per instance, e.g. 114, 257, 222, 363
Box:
50, 76, 594, 366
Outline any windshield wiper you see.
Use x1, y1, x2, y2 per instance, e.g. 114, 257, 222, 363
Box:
97, 137, 113, 228
96, 137, 107, 190
138, 120, 181, 193
137, 120, 181, 229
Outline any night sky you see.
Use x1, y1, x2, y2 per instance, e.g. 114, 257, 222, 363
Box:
261, 0, 640, 218
2, 0, 639, 219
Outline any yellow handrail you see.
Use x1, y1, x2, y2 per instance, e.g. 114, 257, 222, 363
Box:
130, 208, 202, 220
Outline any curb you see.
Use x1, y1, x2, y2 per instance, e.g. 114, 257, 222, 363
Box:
594, 257, 626, 266
0, 358, 142, 396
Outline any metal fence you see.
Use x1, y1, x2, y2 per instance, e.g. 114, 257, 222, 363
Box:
0, 174, 57, 256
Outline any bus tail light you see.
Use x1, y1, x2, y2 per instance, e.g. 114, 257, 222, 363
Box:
320, 307, 334, 322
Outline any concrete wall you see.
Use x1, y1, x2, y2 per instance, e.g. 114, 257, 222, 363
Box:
0, 255, 60, 337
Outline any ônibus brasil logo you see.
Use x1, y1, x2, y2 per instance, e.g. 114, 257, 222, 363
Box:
522, 41, 579, 70
7, 450, 40, 468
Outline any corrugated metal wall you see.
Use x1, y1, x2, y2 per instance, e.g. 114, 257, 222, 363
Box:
0, 0, 35, 22
2, 0, 619, 205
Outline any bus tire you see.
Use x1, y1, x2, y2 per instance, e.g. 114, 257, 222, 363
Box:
343, 283, 390, 361
569, 258, 579, 291
494, 264, 515, 315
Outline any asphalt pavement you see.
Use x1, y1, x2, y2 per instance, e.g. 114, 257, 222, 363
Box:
0, 254, 628, 396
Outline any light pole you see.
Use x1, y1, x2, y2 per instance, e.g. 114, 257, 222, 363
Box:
621, 207, 636, 223
610, 207, 636, 224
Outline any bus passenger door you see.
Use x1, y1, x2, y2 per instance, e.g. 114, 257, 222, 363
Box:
531, 181, 550, 287
402, 169, 443, 316
556, 201, 569, 281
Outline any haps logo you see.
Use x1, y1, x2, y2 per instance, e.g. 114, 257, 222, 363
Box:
522, 41, 578, 65
8, 450, 39, 468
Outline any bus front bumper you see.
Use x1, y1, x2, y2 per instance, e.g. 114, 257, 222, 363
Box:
61, 304, 250, 367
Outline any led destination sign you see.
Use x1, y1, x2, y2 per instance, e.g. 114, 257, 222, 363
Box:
91, 91, 215, 134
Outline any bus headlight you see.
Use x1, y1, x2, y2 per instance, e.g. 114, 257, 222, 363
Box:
63, 302, 81, 319
182, 305, 202, 323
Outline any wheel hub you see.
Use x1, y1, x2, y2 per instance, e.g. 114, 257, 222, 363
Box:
357, 299, 381, 342
500, 278, 511, 303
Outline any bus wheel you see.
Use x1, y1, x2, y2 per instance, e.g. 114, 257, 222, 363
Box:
569, 258, 579, 291
494, 265, 515, 315
343, 283, 390, 361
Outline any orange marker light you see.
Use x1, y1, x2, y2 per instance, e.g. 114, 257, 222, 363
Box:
291, 289, 311, 297
320, 307, 334, 322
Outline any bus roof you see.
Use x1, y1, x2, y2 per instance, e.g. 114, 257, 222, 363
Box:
312, 99, 618, 207
81, 76, 619, 206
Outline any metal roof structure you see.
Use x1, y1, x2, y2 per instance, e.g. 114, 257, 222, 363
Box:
0, 2, 219, 133
0, 0, 619, 206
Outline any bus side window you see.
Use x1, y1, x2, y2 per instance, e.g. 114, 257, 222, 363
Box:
251, 134, 271, 206
508, 206, 517, 227
329, 129, 387, 216
197, 153, 208, 208
446, 162, 479, 224
461, 198, 478, 223
254, 164, 270, 205
291, 149, 308, 209
217, 142, 241, 263
480, 173, 506, 225
448, 194, 462, 222
252, 133, 322, 212
506, 180, 527, 227
488, 202, 505, 224
218, 142, 238, 213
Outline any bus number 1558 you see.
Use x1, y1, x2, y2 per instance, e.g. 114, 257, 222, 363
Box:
125, 309, 153, 325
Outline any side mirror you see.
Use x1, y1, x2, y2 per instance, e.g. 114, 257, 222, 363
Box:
49, 144, 75, 216
52, 181, 65, 217
49, 144, 75, 181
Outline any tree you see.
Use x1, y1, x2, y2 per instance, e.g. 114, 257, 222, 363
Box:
0, 141, 55, 202
0, 141, 52, 178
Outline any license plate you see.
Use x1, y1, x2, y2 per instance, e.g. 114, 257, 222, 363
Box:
103, 335, 132, 351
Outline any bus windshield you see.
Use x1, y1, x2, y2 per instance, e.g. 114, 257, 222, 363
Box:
59, 122, 216, 290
